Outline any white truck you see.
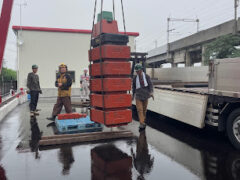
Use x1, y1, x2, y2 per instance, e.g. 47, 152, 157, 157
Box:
140, 58, 240, 149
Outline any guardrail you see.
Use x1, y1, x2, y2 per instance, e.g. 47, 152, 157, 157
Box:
0, 92, 20, 108
0, 80, 17, 104
0, 88, 24, 107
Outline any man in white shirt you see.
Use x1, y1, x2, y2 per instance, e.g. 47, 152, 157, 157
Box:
80, 68, 90, 102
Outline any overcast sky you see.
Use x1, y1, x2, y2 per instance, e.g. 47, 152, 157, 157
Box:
0, 0, 237, 69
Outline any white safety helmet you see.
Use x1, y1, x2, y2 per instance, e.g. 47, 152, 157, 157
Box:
83, 68, 88, 72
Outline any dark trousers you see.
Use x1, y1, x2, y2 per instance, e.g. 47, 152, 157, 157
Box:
52, 96, 72, 117
29, 91, 39, 111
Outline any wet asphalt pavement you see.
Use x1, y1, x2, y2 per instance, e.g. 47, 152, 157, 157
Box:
0, 98, 240, 180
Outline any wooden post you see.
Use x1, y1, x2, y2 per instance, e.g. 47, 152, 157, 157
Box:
39, 131, 133, 146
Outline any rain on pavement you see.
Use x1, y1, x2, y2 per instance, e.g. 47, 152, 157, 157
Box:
0, 98, 239, 180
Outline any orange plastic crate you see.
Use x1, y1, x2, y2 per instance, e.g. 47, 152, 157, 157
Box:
90, 62, 131, 77
57, 113, 87, 120
89, 45, 131, 61
91, 93, 132, 108
93, 19, 119, 37
91, 94, 132, 108
90, 108, 132, 126
90, 78, 131, 92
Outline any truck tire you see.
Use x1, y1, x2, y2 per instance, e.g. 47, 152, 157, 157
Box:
227, 108, 240, 150
226, 153, 240, 180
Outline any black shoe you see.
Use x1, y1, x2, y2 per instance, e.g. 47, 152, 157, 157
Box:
139, 126, 146, 132
139, 124, 146, 132
46, 122, 55, 127
30, 111, 35, 117
34, 111, 40, 116
46, 116, 56, 121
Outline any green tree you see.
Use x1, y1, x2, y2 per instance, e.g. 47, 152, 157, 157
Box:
203, 34, 240, 65
0, 67, 17, 81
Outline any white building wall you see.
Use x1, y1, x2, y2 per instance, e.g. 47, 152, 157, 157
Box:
17, 30, 136, 96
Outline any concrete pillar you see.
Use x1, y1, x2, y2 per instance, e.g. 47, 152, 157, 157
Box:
169, 52, 176, 67
171, 62, 177, 67
152, 68, 155, 79
201, 45, 206, 66
185, 51, 191, 67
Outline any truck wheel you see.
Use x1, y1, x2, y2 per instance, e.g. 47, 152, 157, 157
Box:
226, 153, 240, 180
227, 108, 240, 150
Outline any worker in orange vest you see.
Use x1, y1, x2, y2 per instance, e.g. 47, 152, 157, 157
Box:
132, 63, 154, 131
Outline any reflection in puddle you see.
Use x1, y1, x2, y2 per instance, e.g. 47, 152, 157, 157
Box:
131, 131, 154, 180
1, 102, 240, 179
91, 144, 132, 180
0, 165, 7, 180
58, 146, 75, 175
142, 110, 240, 180
29, 116, 41, 159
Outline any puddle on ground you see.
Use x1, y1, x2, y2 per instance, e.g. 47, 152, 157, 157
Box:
0, 99, 239, 180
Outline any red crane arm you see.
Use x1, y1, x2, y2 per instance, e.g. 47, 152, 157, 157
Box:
0, 0, 14, 73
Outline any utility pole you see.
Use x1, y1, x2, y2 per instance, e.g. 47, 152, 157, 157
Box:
197, 19, 200, 32
167, 18, 170, 47
134, 39, 137, 52
234, 0, 239, 34
16, 1, 27, 37
167, 18, 170, 62
154, 40, 158, 48
16, 1, 27, 89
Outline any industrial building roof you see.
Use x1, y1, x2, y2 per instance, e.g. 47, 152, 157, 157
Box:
12, 26, 139, 36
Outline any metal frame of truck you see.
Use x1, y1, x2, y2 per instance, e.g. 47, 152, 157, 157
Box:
133, 58, 240, 149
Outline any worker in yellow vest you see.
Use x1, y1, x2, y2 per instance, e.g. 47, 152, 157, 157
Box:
47, 63, 72, 121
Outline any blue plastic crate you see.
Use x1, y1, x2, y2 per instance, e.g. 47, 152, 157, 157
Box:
55, 116, 103, 134
27, 94, 31, 100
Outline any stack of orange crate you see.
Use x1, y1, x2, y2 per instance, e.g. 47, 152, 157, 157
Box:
89, 16, 132, 127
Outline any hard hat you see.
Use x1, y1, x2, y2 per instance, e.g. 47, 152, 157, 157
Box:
134, 63, 143, 71
84, 68, 88, 71
59, 63, 67, 68
32, 64, 38, 69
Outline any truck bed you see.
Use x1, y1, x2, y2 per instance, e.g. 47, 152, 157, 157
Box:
133, 86, 208, 128
155, 85, 209, 95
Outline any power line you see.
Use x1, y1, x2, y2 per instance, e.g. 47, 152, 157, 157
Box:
234, 0, 239, 34
138, 0, 233, 48
138, 0, 237, 52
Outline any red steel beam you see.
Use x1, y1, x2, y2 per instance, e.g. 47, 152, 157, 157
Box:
0, 0, 14, 73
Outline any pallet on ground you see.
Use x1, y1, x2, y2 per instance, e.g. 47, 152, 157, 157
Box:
55, 116, 102, 134
39, 131, 133, 146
